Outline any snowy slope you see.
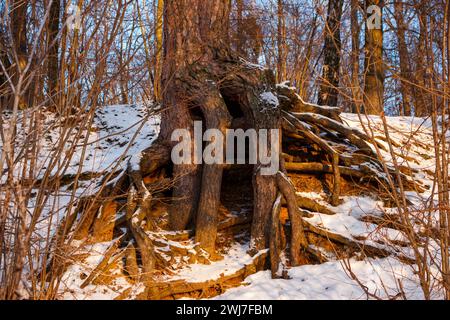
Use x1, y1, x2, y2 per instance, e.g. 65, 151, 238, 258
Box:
56, 112, 448, 300
213, 114, 446, 300
1, 104, 159, 183
2, 106, 446, 300
213, 257, 426, 300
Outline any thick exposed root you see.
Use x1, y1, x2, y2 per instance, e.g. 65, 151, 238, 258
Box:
269, 194, 284, 278
276, 82, 342, 122
80, 236, 125, 289
276, 171, 309, 266
303, 220, 415, 264
294, 194, 335, 216
142, 251, 268, 300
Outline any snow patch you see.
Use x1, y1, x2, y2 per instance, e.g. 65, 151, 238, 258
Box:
260, 92, 279, 108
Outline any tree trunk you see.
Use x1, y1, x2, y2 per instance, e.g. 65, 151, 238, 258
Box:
394, 0, 412, 116
10, 0, 29, 109
350, 0, 361, 113
364, 0, 384, 114
68, 0, 84, 111
161, 0, 231, 241
118, 49, 129, 105
318, 0, 344, 107
153, 0, 164, 102
194, 85, 231, 256
48, 0, 61, 102
413, 2, 429, 117
0, 32, 12, 109
277, 0, 287, 83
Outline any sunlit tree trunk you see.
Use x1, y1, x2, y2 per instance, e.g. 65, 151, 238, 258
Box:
277, 0, 286, 83
414, 2, 429, 117
48, 0, 61, 102
153, 0, 164, 102
0, 32, 12, 109
363, 0, 384, 114
318, 0, 343, 107
350, 0, 361, 113
394, 0, 412, 116
161, 0, 232, 255
11, 0, 29, 109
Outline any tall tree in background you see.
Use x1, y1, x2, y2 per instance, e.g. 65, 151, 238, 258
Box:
393, 0, 412, 116
364, 0, 384, 114
11, 0, 29, 109
153, 0, 163, 102
413, 1, 429, 117
318, 0, 344, 107
68, 0, 84, 111
350, 0, 361, 113
276, 0, 286, 82
0, 29, 11, 108
48, 0, 61, 101
159, 0, 293, 257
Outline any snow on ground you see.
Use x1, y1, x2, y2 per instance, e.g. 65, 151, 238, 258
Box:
84, 104, 160, 174
1, 104, 159, 184
211, 114, 449, 300
341, 113, 437, 173
169, 244, 267, 283
213, 257, 428, 300
59, 240, 146, 300
53, 113, 450, 299
3, 104, 159, 226
305, 205, 409, 249
3, 106, 447, 300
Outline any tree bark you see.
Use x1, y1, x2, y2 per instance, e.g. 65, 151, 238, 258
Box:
0, 32, 12, 109
161, 0, 230, 239
153, 0, 164, 102
318, 0, 344, 107
48, 0, 61, 101
51, 0, 426, 287
350, 0, 362, 113
277, 0, 287, 83
413, 2, 429, 117
394, 0, 412, 116
10, 0, 29, 109
364, 0, 384, 114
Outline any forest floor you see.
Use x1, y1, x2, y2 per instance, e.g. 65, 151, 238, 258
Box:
3, 104, 445, 300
